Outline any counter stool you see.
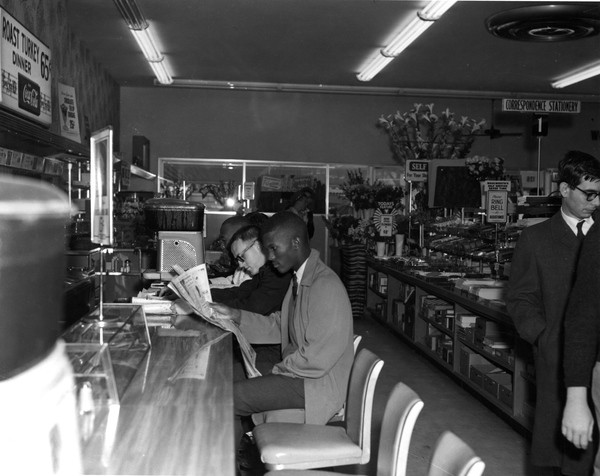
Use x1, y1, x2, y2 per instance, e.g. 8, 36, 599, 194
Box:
252, 348, 384, 471
427, 431, 485, 476
263, 381, 424, 476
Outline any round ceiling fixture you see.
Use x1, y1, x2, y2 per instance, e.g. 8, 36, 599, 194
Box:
486, 4, 600, 42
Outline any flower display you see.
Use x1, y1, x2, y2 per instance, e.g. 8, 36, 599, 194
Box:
377, 103, 486, 163
340, 169, 380, 211
465, 156, 506, 181
323, 215, 380, 246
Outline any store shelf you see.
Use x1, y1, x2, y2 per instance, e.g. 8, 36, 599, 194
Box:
366, 256, 532, 433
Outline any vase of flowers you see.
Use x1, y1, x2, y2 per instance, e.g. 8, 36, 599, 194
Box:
465, 156, 506, 208
341, 169, 379, 216
465, 156, 506, 181
377, 103, 486, 164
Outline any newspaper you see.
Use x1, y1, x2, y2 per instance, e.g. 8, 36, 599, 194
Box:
167, 263, 260, 378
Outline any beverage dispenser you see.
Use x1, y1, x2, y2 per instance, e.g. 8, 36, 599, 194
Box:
143, 198, 205, 280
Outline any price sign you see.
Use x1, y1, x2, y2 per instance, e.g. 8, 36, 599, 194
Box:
0, 8, 52, 125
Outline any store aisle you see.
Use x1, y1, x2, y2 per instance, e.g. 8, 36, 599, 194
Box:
243, 314, 544, 476
351, 315, 539, 476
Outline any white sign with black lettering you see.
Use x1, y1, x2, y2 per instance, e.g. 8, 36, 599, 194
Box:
405, 160, 428, 182
486, 190, 508, 223
0, 8, 52, 125
502, 98, 580, 114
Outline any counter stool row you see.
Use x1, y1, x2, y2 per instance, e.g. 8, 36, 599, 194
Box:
251, 342, 486, 476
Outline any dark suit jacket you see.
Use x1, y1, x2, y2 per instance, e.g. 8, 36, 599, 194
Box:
211, 262, 292, 315
564, 218, 600, 387
507, 211, 593, 471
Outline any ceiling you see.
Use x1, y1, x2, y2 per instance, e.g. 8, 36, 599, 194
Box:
65, 1, 600, 99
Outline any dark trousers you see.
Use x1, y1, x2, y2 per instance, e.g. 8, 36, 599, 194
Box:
233, 344, 304, 448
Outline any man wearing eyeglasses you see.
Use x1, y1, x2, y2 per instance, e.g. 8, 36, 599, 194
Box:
507, 150, 600, 476
211, 224, 292, 316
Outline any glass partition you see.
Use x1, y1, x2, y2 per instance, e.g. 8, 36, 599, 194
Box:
157, 158, 405, 265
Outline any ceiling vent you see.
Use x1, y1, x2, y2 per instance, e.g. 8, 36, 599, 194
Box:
486, 4, 600, 42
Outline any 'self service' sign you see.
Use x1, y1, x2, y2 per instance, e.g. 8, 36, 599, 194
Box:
0, 9, 51, 125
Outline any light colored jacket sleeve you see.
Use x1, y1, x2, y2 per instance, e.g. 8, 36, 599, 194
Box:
238, 310, 281, 344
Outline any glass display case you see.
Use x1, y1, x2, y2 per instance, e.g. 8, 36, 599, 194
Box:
62, 304, 151, 399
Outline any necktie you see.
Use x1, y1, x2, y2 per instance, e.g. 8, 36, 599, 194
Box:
577, 220, 585, 240
292, 274, 298, 299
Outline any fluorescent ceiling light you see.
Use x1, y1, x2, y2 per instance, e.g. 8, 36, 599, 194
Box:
356, 53, 395, 82
149, 59, 173, 85
357, 0, 457, 82
113, 0, 173, 85
552, 62, 600, 89
131, 27, 163, 62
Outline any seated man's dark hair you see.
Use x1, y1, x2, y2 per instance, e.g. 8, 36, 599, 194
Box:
261, 211, 309, 244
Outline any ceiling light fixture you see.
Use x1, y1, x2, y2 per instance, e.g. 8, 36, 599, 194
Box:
112, 0, 173, 84
552, 62, 600, 89
357, 0, 457, 82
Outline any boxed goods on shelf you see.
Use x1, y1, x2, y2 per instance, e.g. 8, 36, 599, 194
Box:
469, 363, 498, 388
459, 346, 490, 378
483, 371, 512, 399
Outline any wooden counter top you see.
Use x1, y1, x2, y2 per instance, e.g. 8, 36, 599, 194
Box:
81, 314, 234, 475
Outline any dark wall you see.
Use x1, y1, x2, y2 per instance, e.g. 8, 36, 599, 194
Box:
120, 86, 600, 175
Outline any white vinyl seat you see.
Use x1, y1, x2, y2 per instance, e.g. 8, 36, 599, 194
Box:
251, 334, 363, 425
252, 348, 384, 471
264, 381, 424, 476
427, 431, 485, 476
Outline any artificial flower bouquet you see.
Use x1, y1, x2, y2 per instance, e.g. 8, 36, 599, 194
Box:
378, 103, 486, 163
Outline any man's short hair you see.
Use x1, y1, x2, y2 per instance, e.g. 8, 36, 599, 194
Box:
261, 211, 309, 244
230, 225, 260, 245
557, 150, 600, 187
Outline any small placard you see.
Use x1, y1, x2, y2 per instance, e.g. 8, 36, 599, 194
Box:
406, 160, 428, 182
486, 190, 508, 223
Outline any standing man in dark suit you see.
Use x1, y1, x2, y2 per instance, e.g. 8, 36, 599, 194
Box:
507, 150, 600, 476
562, 212, 600, 474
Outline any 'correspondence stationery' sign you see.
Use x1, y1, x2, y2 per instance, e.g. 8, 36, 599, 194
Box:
0, 8, 51, 125
502, 98, 580, 114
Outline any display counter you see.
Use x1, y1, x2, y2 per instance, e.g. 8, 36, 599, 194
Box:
366, 256, 534, 432
63, 307, 234, 475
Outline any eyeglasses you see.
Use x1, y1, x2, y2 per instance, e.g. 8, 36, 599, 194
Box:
574, 185, 600, 202
235, 240, 257, 264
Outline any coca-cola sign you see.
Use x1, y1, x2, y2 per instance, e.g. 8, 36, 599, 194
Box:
18, 74, 40, 115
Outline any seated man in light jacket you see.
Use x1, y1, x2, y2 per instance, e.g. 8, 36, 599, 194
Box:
210, 211, 354, 452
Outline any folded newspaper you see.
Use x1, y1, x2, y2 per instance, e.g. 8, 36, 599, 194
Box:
167, 263, 260, 378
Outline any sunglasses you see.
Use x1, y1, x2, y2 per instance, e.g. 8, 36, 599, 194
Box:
235, 239, 257, 264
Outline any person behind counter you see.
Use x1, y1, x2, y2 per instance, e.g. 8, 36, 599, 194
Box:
287, 187, 315, 239
507, 150, 600, 475
211, 224, 292, 315
210, 211, 354, 465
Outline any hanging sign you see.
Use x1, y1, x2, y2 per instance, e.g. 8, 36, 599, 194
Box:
58, 83, 81, 143
405, 160, 428, 182
502, 98, 580, 114
0, 8, 52, 125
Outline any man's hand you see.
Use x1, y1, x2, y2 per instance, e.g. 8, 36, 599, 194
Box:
562, 386, 594, 449
209, 302, 241, 325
